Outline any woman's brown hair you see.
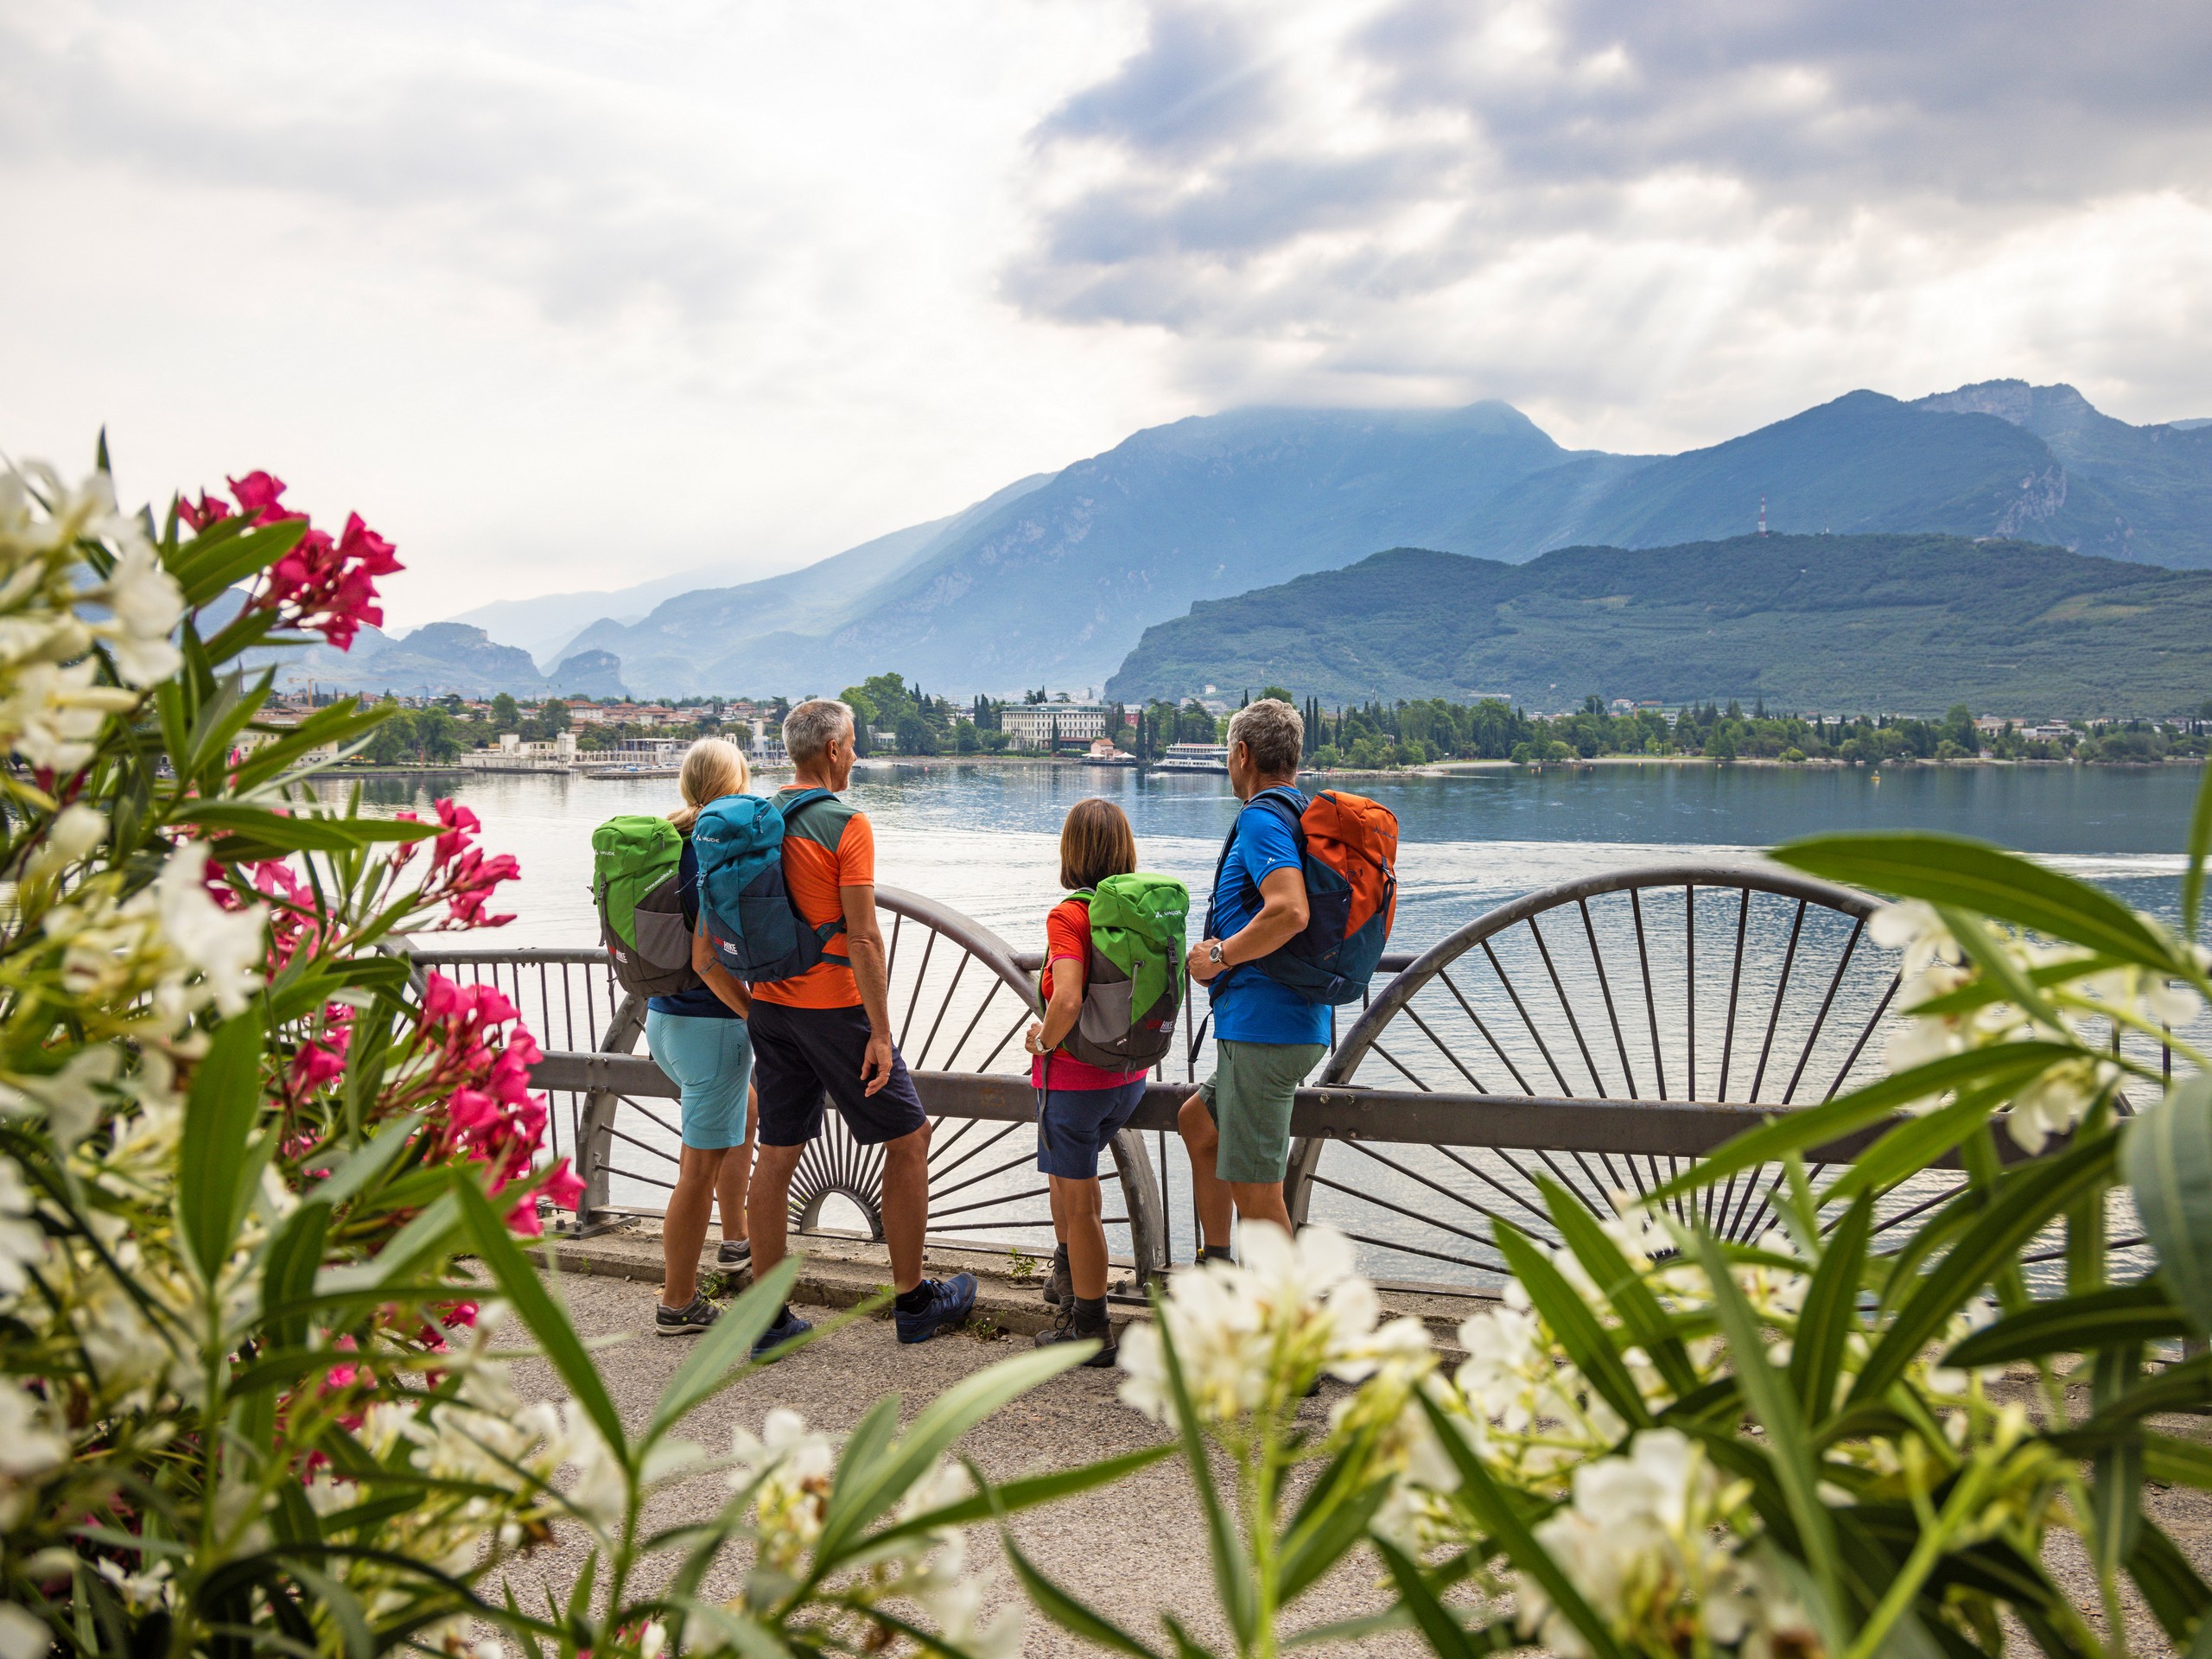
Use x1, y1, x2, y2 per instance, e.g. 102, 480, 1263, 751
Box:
1059, 797, 1137, 891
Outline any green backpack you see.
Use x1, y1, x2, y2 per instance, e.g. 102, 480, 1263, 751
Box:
591, 816, 700, 999
1049, 873, 1189, 1076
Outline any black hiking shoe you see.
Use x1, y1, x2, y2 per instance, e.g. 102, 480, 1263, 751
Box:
751, 1304, 813, 1361
656, 1295, 720, 1338
1043, 1242, 1071, 1306
1034, 1296, 1116, 1367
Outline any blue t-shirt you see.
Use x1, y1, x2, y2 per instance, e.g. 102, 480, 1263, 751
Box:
1205, 794, 1332, 1046
646, 838, 743, 1020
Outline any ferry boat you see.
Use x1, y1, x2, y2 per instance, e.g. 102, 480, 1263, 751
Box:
1153, 742, 1230, 774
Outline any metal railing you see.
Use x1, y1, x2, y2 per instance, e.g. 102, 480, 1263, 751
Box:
412, 865, 2174, 1299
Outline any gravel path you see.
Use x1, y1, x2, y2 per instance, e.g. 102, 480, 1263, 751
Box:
497, 1268, 1446, 1656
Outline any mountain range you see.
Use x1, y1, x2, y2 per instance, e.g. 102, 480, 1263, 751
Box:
1108, 533, 2212, 717
372, 378, 2212, 701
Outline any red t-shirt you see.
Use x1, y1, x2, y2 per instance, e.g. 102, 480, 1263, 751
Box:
1033, 897, 1151, 1090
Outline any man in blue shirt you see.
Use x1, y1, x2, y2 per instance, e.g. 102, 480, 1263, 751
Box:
1179, 698, 1326, 1257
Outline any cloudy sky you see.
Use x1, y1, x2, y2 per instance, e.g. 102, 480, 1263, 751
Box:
6, 0, 2209, 626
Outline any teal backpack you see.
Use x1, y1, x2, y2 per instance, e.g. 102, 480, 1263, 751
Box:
1048, 873, 1189, 1075
591, 816, 699, 998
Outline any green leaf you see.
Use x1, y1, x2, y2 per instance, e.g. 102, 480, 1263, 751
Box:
452, 1172, 629, 1464
813, 1342, 1092, 1562
1690, 1230, 1840, 1609
1414, 1389, 1628, 1659
829, 1389, 904, 1510
645, 1257, 798, 1442
1789, 1192, 1870, 1421
2184, 760, 2212, 943
2124, 1073, 2212, 1336
1818, 1084, 2012, 1205
177, 1016, 268, 1284
2127, 1516, 2212, 1645
1851, 1132, 2117, 1406
307, 1109, 424, 1211
2145, 1433, 2212, 1488
1775, 831, 2186, 975
259, 1201, 332, 1350
1373, 1535, 1478, 1659
1942, 1283, 2187, 1368
1494, 1219, 1653, 1430
181, 803, 435, 861
174, 517, 308, 608
873, 1445, 1173, 1550
1540, 1177, 1700, 1401
1644, 1042, 2079, 1205
1152, 1293, 1258, 1651
2075, 1353, 2212, 1433
1275, 1447, 1393, 1607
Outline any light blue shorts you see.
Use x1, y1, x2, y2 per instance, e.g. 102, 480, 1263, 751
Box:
644, 1008, 753, 1150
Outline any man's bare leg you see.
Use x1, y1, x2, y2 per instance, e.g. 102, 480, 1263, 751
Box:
876, 1121, 933, 1294
747, 1141, 805, 1281
1228, 1179, 1293, 1234
1177, 1092, 1233, 1253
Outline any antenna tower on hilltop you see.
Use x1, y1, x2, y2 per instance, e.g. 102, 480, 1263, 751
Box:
1758, 494, 1768, 537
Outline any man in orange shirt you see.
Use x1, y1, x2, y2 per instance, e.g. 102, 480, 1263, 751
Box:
744, 698, 976, 1355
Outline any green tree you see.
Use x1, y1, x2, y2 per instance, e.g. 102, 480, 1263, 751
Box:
489, 691, 521, 731
894, 711, 938, 755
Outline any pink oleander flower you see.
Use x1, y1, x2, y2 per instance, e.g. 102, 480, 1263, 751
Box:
540, 1159, 586, 1212
180, 472, 403, 652
431, 798, 480, 871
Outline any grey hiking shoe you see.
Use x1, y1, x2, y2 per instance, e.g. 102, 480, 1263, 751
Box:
1033, 1297, 1116, 1367
655, 1295, 719, 1337
717, 1237, 752, 1268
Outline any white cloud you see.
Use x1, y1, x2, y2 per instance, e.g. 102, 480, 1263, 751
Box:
3, 0, 2208, 630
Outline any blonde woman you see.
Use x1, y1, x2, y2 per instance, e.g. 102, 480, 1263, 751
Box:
651, 737, 760, 1336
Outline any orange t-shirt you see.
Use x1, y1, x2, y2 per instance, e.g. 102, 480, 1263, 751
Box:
1033, 897, 1150, 1090
751, 789, 874, 1009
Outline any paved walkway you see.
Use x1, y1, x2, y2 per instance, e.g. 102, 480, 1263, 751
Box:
498, 1226, 2212, 1656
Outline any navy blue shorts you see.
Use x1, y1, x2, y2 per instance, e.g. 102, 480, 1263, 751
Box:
749, 1001, 928, 1148
1035, 1077, 1147, 1180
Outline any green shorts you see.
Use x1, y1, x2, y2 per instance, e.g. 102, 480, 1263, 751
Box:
1199, 1040, 1327, 1184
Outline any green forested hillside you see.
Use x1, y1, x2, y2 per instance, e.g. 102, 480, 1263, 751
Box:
1106, 533, 2212, 717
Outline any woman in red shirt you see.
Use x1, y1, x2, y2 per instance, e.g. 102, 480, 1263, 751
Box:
1022, 798, 1150, 1363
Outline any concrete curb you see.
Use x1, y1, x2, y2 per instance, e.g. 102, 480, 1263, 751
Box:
524, 1223, 1495, 1349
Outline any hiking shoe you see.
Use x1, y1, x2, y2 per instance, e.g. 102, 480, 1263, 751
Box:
1033, 1300, 1116, 1367
716, 1237, 752, 1268
1043, 1243, 1071, 1306
751, 1304, 813, 1361
894, 1274, 977, 1344
656, 1295, 720, 1338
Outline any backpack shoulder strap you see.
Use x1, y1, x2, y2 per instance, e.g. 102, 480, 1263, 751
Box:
777, 786, 837, 826
1244, 786, 1309, 852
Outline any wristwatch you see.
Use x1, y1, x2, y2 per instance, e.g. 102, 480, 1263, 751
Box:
1206, 941, 1226, 967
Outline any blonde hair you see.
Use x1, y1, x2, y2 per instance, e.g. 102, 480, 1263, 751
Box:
669, 737, 749, 832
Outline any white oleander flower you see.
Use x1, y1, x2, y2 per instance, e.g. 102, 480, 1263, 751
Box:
22, 802, 109, 887
2004, 1054, 2121, 1151
1517, 1429, 1749, 1659
1869, 899, 1957, 979
0, 1378, 70, 1528
0, 1154, 45, 1297
94, 1556, 175, 1612
93, 535, 185, 687
636, 1620, 667, 1659
0, 1603, 50, 1659
151, 841, 267, 1017
3, 658, 137, 772
1118, 1223, 1399, 1424
2, 1046, 124, 1150
922, 1572, 1024, 1659
731, 1408, 840, 1570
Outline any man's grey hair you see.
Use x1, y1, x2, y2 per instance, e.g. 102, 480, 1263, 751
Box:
1229, 697, 1303, 777
783, 698, 855, 765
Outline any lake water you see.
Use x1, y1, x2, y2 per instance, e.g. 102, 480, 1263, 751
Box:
360, 759, 2199, 957
343, 760, 2202, 1286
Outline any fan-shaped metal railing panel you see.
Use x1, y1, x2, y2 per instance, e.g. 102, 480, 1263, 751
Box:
1286, 864, 2150, 1294
410, 890, 1167, 1279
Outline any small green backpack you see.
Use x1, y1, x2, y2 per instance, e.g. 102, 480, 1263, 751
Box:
591, 816, 700, 999
1049, 872, 1189, 1075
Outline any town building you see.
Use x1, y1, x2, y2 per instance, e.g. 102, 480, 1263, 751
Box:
1001, 701, 1110, 751
462, 732, 578, 771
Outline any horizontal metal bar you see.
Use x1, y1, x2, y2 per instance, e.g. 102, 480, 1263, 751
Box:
405, 948, 612, 967
528, 1052, 2000, 1166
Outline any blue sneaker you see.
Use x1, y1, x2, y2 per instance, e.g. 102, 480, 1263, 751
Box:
751, 1304, 813, 1361
894, 1274, 977, 1344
